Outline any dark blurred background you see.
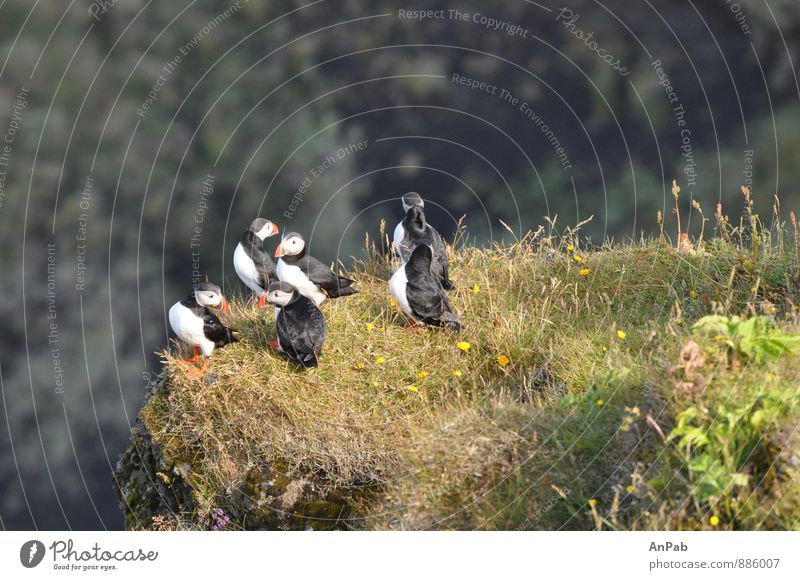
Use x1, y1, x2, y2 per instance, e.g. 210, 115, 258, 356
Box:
0, 0, 798, 530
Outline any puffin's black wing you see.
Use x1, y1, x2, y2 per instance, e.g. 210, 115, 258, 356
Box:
242, 231, 277, 288
301, 255, 358, 298
203, 309, 239, 348
406, 246, 461, 331
428, 228, 454, 290
276, 297, 326, 367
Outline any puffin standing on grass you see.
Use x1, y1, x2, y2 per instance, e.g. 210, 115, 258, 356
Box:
168, 282, 238, 378
389, 244, 461, 331
266, 281, 327, 368
233, 218, 280, 307
274, 232, 358, 306
392, 192, 454, 290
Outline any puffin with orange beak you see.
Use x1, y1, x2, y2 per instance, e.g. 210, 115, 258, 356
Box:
274, 232, 358, 306
233, 218, 280, 307
168, 282, 238, 378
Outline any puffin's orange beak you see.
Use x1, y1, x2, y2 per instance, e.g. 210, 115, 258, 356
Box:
271, 224, 280, 236
274, 242, 285, 258
219, 296, 230, 314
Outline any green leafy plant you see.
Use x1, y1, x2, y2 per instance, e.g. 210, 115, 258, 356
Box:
668, 389, 796, 506
692, 315, 800, 364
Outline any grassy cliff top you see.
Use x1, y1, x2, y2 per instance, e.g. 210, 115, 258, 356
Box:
118, 221, 800, 530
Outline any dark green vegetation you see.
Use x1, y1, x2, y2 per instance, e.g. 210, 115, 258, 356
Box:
117, 207, 800, 530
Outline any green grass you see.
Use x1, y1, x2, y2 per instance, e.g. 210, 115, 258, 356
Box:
122, 208, 800, 531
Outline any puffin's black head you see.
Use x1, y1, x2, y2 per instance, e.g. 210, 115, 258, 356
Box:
248, 218, 279, 240
274, 232, 305, 258
403, 204, 427, 234
401, 191, 424, 212
408, 243, 433, 272
194, 282, 229, 313
266, 281, 299, 306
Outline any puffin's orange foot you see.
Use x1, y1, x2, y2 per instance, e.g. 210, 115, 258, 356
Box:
186, 359, 209, 379
257, 293, 268, 308
182, 346, 200, 363
267, 338, 280, 350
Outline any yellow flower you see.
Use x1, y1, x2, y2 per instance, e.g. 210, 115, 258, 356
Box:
602, 346, 608, 352
356, 362, 364, 370
709, 515, 720, 526
573, 255, 583, 263
579, 268, 590, 276
456, 341, 471, 352
626, 484, 634, 493
452, 370, 463, 377
371, 381, 379, 387
496, 354, 510, 367
567, 244, 574, 252
472, 284, 480, 294
389, 298, 397, 306
365, 323, 374, 332
588, 498, 597, 508
596, 399, 604, 406
417, 371, 429, 379
406, 385, 418, 392
375, 356, 386, 364
616, 330, 627, 340
689, 289, 697, 298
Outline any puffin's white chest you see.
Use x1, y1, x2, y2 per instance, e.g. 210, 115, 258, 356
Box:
389, 264, 416, 320
233, 243, 264, 294
392, 221, 405, 256
168, 302, 216, 356
276, 259, 327, 306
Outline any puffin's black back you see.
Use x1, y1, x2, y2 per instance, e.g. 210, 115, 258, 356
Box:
240, 229, 277, 287
276, 293, 327, 367
282, 248, 357, 298
401, 206, 454, 290
406, 245, 461, 331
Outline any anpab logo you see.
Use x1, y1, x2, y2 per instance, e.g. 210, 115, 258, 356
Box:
20, 540, 46, 568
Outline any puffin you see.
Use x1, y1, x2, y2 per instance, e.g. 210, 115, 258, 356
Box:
168, 282, 238, 377
392, 192, 454, 290
233, 218, 280, 307
265, 281, 327, 368
389, 244, 461, 331
274, 232, 358, 306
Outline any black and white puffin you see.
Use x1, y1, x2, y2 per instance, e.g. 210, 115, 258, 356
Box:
392, 192, 454, 290
389, 244, 461, 331
168, 282, 238, 377
233, 218, 280, 307
265, 281, 327, 368
274, 232, 358, 306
